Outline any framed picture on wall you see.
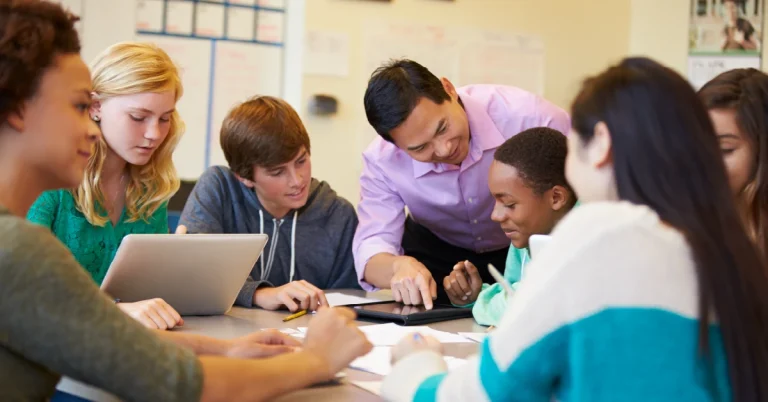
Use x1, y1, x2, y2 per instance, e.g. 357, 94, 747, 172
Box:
687, 0, 763, 89
689, 0, 763, 55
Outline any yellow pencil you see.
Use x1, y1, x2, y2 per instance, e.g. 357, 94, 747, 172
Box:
282, 309, 308, 322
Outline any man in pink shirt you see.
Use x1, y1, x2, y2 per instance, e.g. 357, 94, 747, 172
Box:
354, 59, 569, 308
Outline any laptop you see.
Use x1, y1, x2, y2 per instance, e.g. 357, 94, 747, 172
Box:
528, 234, 553, 260
101, 234, 268, 316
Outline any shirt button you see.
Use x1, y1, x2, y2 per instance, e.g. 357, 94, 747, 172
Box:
468, 198, 474, 204
477, 236, 482, 241
472, 219, 478, 224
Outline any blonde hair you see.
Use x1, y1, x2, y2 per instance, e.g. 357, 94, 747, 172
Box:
74, 42, 184, 226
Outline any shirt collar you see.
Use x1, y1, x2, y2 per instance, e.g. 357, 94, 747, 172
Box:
411, 93, 505, 178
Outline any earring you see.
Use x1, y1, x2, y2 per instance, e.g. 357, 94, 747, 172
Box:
92, 115, 100, 122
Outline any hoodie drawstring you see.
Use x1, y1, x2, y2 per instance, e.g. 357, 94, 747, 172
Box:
258, 209, 298, 282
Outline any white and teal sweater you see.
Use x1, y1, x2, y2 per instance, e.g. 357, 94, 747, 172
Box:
382, 202, 731, 402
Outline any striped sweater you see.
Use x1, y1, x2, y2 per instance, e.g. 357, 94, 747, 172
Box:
382, 201, 731, 402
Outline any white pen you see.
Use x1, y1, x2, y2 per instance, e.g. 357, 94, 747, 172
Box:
488, 263, 515, 297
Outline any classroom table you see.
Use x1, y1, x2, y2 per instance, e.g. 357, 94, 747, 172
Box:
58, 290, 486, 402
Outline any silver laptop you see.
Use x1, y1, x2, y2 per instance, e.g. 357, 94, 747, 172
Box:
528, 234, 553, 260
101, 234, 268, 316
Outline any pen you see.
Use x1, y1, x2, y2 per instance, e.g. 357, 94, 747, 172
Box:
282, 309, 308, 322
488, 263, 515, 297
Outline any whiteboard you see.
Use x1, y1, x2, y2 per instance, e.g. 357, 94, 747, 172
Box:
207, 41, 283, 168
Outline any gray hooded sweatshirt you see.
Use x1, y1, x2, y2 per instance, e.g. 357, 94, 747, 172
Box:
179, 166, 360, 307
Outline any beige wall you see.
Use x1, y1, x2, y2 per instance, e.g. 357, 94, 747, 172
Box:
628, 0, 690, 75
301, 0, 632, 205
629, 0, 768, 73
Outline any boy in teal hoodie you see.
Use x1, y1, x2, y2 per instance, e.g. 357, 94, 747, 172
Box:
444, 127, 578, 326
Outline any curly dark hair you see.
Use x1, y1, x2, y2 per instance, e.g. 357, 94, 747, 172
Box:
493, 127, 574, 205
0, 0, 80, 122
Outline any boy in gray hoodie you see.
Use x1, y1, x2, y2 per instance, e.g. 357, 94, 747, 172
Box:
179, 96, 360, 311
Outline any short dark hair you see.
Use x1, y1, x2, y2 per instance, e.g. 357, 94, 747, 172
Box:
0, 0, 80, 123
493, 127, 574, 203
220, 96, 311, 179
363, 59, 450, 142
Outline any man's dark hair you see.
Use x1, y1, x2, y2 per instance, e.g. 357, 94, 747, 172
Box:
363, 59, 451, 142
493, 127, 574, 204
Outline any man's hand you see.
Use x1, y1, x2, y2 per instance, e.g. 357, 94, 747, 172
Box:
390, 256, 437, 309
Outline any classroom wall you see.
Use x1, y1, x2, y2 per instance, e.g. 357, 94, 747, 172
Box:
301, 0, 632, 206
628, 0, 768, 74
628, 0, 690, 75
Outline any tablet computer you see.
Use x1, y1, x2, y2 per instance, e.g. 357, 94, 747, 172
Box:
353, 302, 473, 326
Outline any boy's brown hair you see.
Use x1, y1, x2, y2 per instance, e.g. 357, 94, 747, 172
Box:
220, 96, 311, 180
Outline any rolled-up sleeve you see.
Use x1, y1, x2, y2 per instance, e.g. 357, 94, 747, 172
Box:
353, 151, 406, 291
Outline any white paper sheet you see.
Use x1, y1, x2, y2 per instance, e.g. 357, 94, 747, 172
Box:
363, 20, 545, 95
165, 1, 194, 35
351, 380, 382, 396
278, 328, 305, 338
350, 346, 467, 376
297, 323, 473, 345
256, 9, 284, 43
687, 55, 761, 90
325, 292, 383, 307
195, 2, 225, 38
458, 332, 487, 343
227, 6, 256, 41
358, 323, 475, 346
135, 0, 164, 32
304, 30, 350, 77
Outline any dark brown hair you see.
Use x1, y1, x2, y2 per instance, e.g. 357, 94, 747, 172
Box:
220, 96, 311, 180
572, 57, 768, 402
699, 68, 768, 262
0, 0, 80, 123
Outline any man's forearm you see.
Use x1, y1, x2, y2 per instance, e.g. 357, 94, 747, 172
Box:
363, 253, 410, 288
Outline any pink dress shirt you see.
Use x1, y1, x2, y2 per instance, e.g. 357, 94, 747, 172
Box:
353, 84, 570, 290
